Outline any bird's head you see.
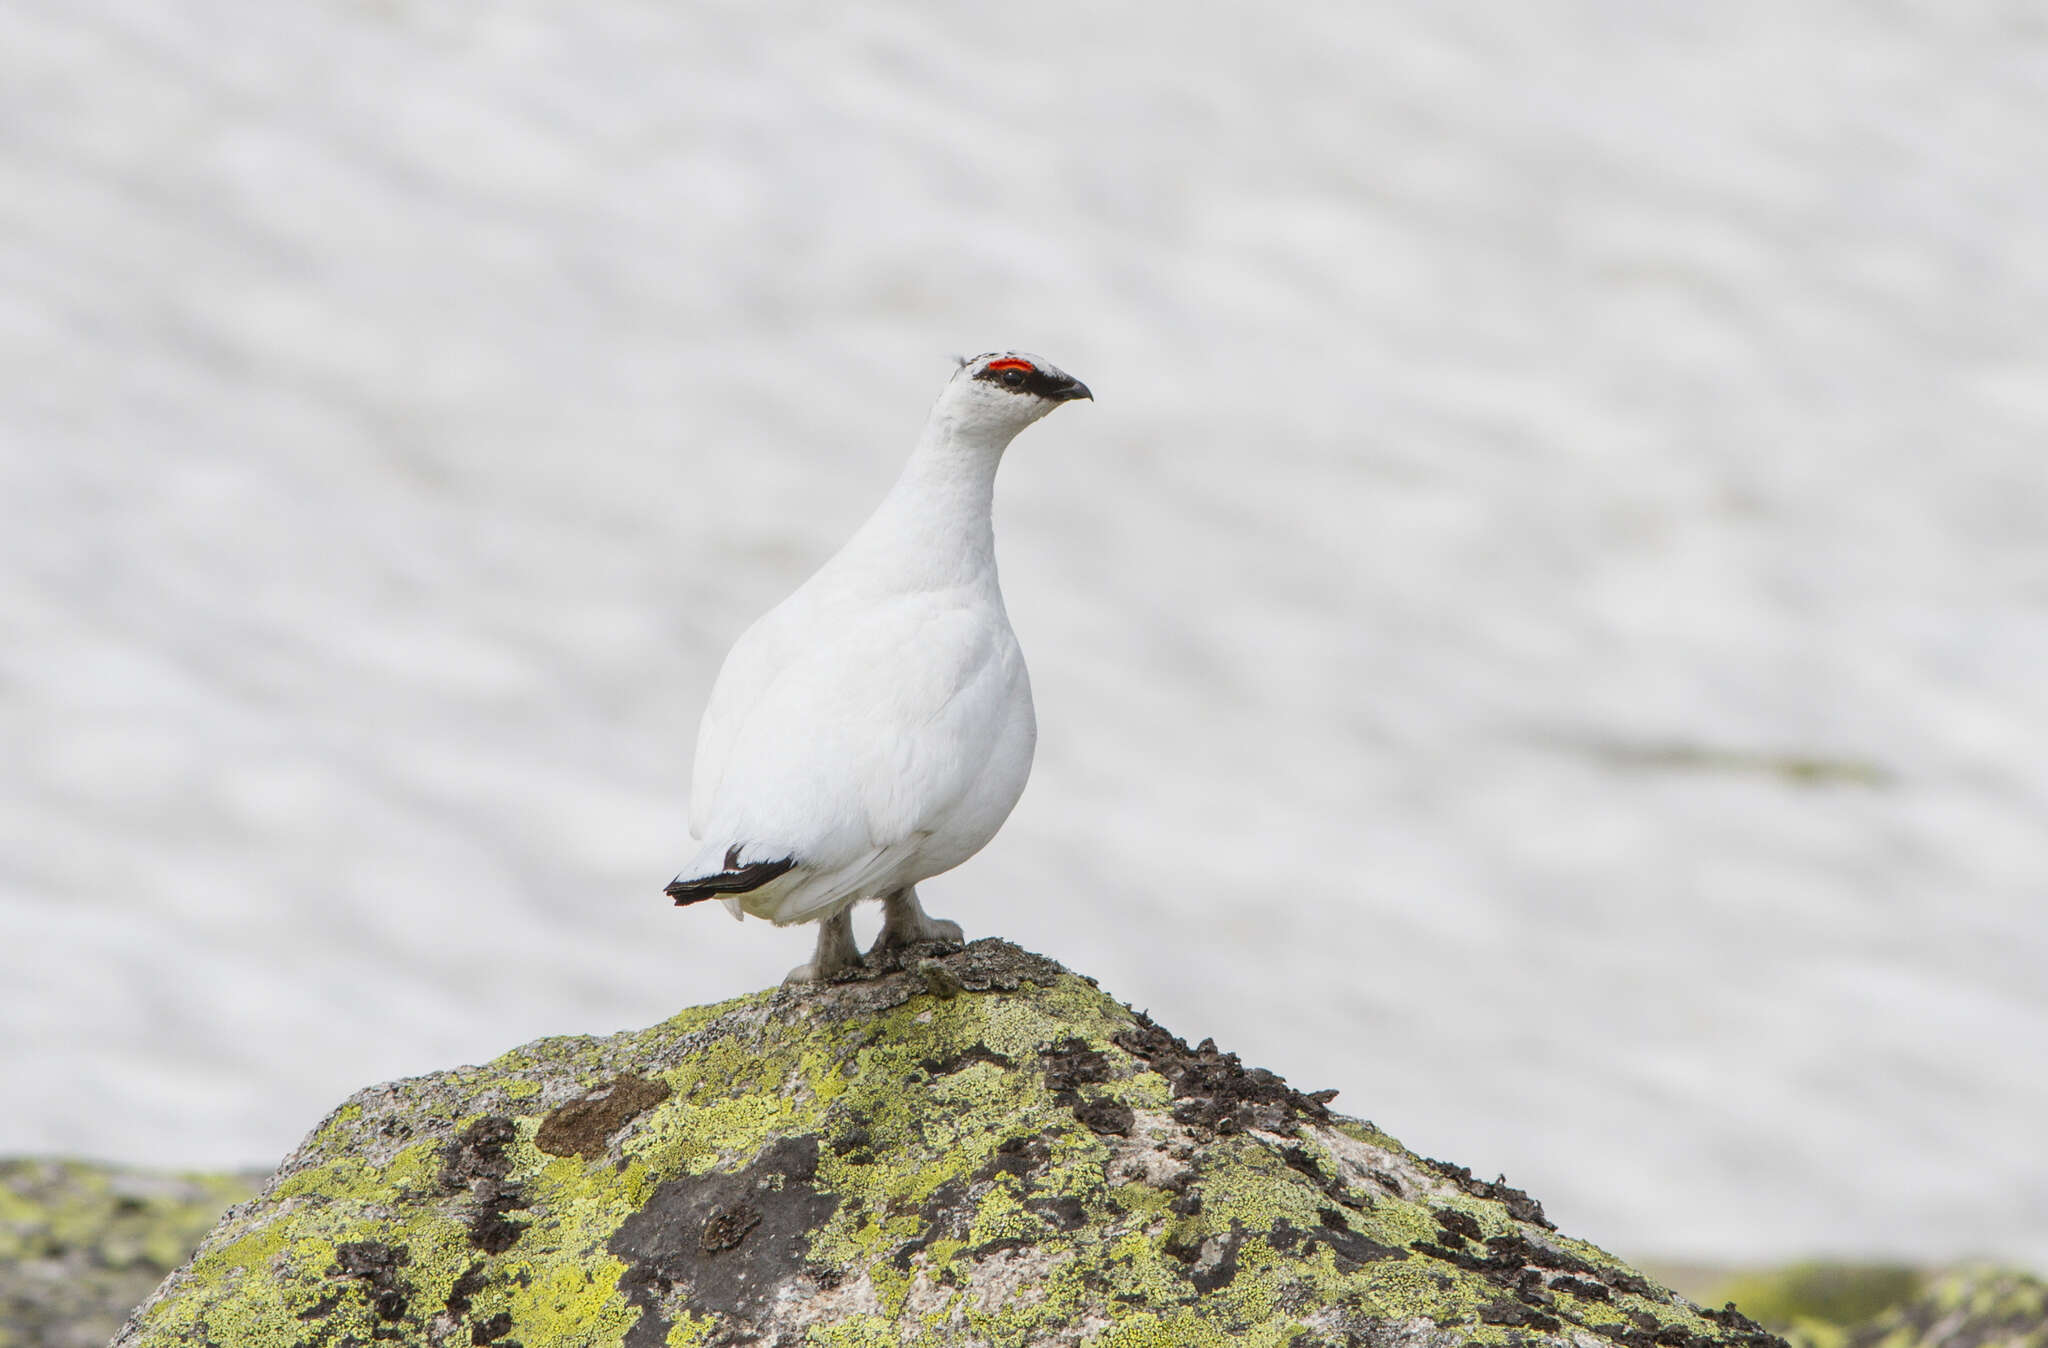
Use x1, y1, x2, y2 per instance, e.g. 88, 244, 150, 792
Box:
934, 351, 1092, 440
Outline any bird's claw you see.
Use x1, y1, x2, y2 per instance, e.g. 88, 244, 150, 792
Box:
787, 908, 863, 985
872, 915, 963, 952
784, 957, 860, 987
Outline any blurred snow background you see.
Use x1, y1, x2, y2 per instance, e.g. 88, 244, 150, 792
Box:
3, 0, 2045, 1266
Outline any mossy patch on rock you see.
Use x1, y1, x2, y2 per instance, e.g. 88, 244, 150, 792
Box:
0, 1158, 255, 1348
1702, 1265, 1928, 1336
1786, 1269, 2048, 1348
110, 939, 1795, 1348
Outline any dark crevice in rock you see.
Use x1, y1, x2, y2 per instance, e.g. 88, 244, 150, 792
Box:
976, 1132, 1053, 1184
1404, 1229, 1788, 1348
439, 1116, 532, 1255
1699, 1304, 1768, 1333
1041, 1037, 1132, 1134
1270, 1212, 1404, 1270
830, 1126, 874, 1165
608, 1135, 834, 1348
1434, 1207, 1485, 1244
967, 1233, 1034, 1261
440, 1117, 519, 1190
1421, 1157, 1554, 1230
1589, 1320, 1786, 1348
1113, 1012, 1337, 1136
888, 1178, 970, 1271
1284, 1142, 1375, 1210
918, 1041, 1014, 1076
1482, 1295, 1563, 1332
467, 1179, 532, 1254
331, 1241, 412, 1323
1039, 1038, 1113, 1093
1027, 1193, 1087, 1231
1072, 1096, 1134, 1135
698, 1203, 762, 1253
1183, 1220, 1246, 1293
444, 1262, 488, 1319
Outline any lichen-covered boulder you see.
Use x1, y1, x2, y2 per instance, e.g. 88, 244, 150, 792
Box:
1789, 1269, 2047, 1348
112, 940, 1790, 1348
0, 1159, 253, 1348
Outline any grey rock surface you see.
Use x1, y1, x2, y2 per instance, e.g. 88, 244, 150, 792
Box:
113, 941, 1789, 1347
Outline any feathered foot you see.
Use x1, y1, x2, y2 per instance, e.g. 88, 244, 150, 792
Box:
871, 885, 964, 954
784, 907, 864, 985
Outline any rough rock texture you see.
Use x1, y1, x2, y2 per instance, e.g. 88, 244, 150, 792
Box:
112, 940, 1793, 1347
0, 1159, 253, 1348
1790, 1270, 2048, 1348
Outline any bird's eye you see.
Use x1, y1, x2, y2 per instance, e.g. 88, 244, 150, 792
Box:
981, 356, 1037, 389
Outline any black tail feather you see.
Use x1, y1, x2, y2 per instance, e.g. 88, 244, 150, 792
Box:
665, 854, 798, 906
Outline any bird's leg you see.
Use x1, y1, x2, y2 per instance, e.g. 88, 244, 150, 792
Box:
784, 907, 864, 985
871, 885, 964, 953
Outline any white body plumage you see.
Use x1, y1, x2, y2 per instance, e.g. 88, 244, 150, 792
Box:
670, 352, 1090, 976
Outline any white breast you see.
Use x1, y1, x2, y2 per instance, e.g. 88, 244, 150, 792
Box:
687, 577, 1035, 924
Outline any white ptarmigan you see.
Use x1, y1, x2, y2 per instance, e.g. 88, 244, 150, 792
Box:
666, 352, 1091, 982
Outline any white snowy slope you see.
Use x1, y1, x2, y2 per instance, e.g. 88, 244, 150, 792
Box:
2, 0, 2045, 1266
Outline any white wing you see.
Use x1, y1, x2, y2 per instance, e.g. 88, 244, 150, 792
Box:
689, 587, 1030, 887
687, 589, 817, 843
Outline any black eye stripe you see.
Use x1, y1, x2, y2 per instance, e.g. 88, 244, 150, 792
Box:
972, 363, 1073, 398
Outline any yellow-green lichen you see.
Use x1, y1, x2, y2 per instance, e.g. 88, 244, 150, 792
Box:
500, 1258, 641, 1343
807, 1313, 908, 1347
663, 1309, 719, 1346
1780, 1268, 2048, 1348
1088, 1307, 1235, 1348
112, 941, 1788, 1348
1708, 1264, 1928, 1334
0, 1159, 256, 1348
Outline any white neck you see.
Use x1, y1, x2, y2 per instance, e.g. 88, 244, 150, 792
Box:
839, 407, 1017, 592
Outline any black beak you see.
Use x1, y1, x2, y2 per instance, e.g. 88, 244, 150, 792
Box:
1049, 377, 1092, 402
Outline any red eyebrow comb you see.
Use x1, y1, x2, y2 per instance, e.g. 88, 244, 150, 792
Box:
985, 358, 1035, 373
